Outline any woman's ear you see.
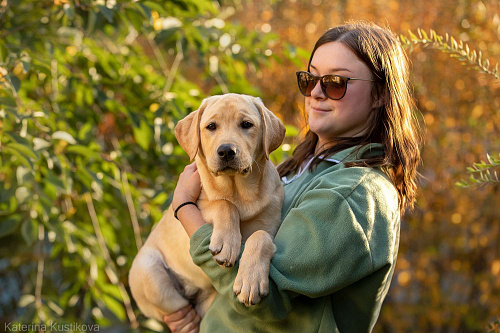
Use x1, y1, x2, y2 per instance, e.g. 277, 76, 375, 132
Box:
372, 89, 389, 109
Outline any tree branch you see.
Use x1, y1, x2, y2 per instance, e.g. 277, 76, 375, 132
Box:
85, 193, 138, 328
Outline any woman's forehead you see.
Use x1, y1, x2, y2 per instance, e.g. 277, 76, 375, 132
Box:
310, 42, 369, 75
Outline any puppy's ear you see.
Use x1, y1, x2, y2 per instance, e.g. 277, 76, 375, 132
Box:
175, 98, 210, 160
253, 97, 286, 160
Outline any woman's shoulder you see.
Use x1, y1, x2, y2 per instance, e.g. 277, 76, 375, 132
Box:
313, 165, 396, 202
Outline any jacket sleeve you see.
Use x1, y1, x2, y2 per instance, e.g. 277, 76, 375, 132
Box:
189, 179, 397, 321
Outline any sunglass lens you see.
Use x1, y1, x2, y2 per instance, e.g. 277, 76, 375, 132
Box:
298, 72, 315, 96
322, 75, 346, 100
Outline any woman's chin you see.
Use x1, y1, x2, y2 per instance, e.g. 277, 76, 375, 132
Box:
309, 121, 333, 136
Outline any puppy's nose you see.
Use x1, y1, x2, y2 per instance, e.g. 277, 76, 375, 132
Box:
217, 144, 236, 162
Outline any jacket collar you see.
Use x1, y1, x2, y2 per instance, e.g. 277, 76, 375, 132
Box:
281, 143, 384, 185
328, 143, 384, 163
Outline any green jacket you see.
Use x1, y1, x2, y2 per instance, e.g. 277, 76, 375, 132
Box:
189, 144, 400, 332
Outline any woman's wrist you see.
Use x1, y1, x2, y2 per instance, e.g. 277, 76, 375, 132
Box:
172, 195, 196, 211
176, 204, 206, 237
174, 201, 198, 220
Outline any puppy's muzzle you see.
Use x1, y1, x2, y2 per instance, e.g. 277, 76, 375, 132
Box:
217, 144, 237, 163
214, 144, 250, 175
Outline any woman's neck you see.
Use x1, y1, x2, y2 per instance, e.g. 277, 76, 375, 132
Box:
315, 139, 338, 156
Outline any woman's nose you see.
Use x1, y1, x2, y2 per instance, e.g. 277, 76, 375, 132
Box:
310, 80, 326, 99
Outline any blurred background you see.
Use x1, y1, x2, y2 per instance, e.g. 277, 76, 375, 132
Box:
0, 0, 498, 332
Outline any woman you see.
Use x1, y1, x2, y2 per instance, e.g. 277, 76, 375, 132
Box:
165, 21, 422, 333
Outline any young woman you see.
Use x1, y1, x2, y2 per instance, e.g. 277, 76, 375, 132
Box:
165, 21, 423, 333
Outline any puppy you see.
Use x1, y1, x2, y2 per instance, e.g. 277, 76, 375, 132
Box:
129, 94, 286, 321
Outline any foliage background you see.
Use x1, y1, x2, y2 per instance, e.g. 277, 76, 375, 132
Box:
0, 0, 498, 332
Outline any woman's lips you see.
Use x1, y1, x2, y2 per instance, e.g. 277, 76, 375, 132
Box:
311, 106, 330, 113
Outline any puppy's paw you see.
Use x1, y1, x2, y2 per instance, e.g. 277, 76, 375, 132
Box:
233, 260, 269, 307
209, 230, 241, 267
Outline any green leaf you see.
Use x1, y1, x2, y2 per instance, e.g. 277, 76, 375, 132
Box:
100, 294, 126, 320
2, 146, 34, 169
0, 96, 17, 108
133, 2, 151, 18
66, 145, 101, 160
421, 29, 429, 40
86, 9, 97, 34
97, 5, 115, 23
21, 61, 30, 73
450, 36, 458, 50
16, 166, 34, 184
6, 142, 37, 159
125, 8, 144, 31
75, 168, 93, 189
9, 75, 21, 92
132, 119, 152, 151
78, 122, 93, 141
21, 219, 38, 246
0, 216, 21, 238
0, 42, 8, 62
143, 1, 166, 15
52, 131, 77, 144
45, 171, 66, 191
408, 30, 418, 41
33, 138, 51, 151
18, 294, 35, 307
6, 132, 31, 145
151, 192, 168, 205
63, 4, 75, 19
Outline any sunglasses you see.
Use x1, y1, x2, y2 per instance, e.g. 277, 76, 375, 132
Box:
296, 71, 375, 100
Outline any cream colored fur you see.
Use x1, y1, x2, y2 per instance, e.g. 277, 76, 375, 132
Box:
128, 94, 286, 321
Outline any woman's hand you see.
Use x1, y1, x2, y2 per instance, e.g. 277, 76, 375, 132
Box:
172, 162, 202, 210
164, 305, 201, 333
172, 162, 205, 237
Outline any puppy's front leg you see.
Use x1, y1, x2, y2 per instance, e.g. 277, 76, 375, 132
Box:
233, 230, 276, 306
207, 200, 241, 267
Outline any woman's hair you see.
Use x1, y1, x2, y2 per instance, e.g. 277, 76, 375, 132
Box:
277, 21, 424, 214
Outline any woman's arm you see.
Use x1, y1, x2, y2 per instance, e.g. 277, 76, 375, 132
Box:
163, 163, 205, 330
172, 162, 206, 237
189, 172, 399, 321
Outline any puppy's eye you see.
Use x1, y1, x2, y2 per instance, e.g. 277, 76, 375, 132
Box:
206, 123, 216, 131
241, 121, 253, 129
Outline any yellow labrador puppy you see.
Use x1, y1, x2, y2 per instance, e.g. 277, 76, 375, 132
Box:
129, 94, 286, 321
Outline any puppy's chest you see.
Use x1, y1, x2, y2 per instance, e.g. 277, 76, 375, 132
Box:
235, 198, 266, 221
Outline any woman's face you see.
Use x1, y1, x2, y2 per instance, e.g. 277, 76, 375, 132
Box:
306, 41, 378, 151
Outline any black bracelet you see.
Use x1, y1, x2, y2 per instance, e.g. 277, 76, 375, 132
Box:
174, 201, 198, 220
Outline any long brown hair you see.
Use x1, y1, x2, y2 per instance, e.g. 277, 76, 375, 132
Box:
277, 22, 424, 214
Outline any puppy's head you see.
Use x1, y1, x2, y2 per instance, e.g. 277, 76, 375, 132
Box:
175, 94, 285, 177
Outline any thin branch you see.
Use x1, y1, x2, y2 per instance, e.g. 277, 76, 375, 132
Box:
163, 39, 184, 94
214, 71, 229, 94
85, 193, 138, 328
35, 223, 46, 323
5, 75, 23, 111
50, 59, 60, 114
121, 170, 143, 251
110, 137, 142, 252
401, 29, 499, 80
146, 32, 170, 77
0, 0, 9, 29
